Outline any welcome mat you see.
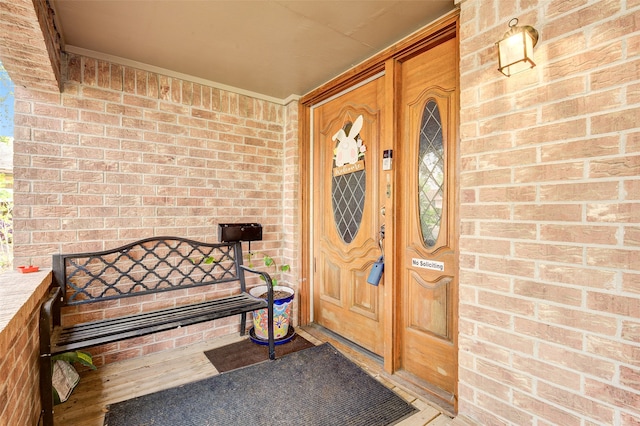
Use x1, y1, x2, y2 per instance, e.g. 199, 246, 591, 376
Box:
204, 334, 316, 372
104, 343, 417, 426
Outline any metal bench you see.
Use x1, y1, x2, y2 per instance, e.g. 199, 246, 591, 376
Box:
38, 236, 275, 426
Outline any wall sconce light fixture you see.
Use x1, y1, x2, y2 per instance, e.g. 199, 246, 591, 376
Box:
496, 18, 539, 77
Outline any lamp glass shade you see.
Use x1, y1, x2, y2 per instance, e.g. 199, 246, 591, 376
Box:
497, 28, 536, 76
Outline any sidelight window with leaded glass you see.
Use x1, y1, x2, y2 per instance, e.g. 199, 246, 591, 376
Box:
418, 99, 444, 248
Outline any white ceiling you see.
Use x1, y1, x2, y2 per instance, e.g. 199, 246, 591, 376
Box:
50, 1, 456, 101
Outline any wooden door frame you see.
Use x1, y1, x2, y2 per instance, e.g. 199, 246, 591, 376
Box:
298, 11, 460, 376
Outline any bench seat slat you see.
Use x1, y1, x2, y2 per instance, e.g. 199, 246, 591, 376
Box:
52, 293, 267, 353
55, 294, 264, 341
55, 294, 260, 334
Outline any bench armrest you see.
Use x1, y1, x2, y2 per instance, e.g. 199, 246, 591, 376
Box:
240, 265, 274, 299
39, 286, 62, 426
240, 265, 276, 360
39, 286, 62, 355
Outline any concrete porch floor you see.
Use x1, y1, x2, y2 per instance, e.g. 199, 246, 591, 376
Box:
52, 326, 476, 426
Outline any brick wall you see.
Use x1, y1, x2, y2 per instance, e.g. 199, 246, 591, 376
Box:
12, 52, 298, 365
0, 305, 41, 425
0, 0, 60, 91
282, 100, 300, 323
0, 272, 51, 426
458, 0, 640, 424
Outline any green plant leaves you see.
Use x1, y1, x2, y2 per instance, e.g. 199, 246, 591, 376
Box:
52, 350, 97, 370
189, 256, 217, 264
245, 252, 290, 287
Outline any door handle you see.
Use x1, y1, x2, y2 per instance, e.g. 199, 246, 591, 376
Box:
369, 224, 386, 286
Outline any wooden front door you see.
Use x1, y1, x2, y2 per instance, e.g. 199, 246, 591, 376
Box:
312, 77, 385, 356
396, 37, 458, 405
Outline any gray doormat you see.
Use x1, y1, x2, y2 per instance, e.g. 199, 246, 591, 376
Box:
104, 343, 417, 426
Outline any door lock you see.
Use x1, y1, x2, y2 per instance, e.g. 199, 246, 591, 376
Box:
378, 224, 385, 253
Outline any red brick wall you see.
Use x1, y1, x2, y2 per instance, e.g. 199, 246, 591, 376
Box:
458, 0, 640, 424
0, 306, 41, 425
12, 53, 298, 365
0, 272, 51, 426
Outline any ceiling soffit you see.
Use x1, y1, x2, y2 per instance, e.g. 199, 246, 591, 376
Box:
51, 1, 456, 102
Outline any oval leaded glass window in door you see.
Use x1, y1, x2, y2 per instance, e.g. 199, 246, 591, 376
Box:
418, 99, 444, 247
332, 171, 365, 243
331, 115, 366, 244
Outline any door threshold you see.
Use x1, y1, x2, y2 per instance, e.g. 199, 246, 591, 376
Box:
392, 369, 456, 416
302, 323, 383, 365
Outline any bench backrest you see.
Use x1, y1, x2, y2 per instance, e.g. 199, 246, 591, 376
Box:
52, 236, 246, 306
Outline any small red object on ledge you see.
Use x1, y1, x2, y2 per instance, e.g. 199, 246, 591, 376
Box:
17, 265, 39, 273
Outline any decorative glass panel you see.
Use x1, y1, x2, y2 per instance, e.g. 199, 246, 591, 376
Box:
332, 170, 365, 244
418, 99, 444, 247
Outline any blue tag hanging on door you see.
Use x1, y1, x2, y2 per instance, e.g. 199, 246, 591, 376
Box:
367, 256, 384, 286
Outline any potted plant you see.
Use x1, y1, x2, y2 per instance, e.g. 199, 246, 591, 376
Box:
247, 253, 294, 344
